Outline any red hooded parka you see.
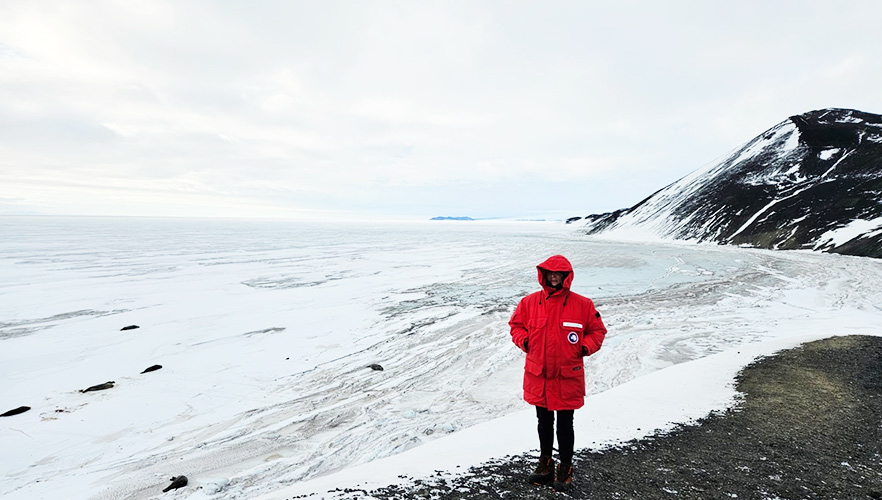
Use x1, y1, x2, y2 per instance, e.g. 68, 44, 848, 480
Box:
509, 255, 607, 411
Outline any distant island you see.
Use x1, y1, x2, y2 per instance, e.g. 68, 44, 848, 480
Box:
430, 216, 475, 221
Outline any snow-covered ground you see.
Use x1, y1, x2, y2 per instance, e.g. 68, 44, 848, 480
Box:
2, 217, 881, 500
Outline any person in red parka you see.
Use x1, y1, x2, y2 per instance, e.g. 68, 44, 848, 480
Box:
509, 254, 607, 492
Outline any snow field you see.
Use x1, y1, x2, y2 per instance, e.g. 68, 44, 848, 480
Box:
1, 217, 881, 500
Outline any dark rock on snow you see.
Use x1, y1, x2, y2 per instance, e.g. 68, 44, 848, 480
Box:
121, 325, 140, 331
368, 364, 384, 371
579, 108, 882, 258
80, 381, 115, 393
141, 364, 163, 374
1, 406, 31, 417
162, 475, 188, 492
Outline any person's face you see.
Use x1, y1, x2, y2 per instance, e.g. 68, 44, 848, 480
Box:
546, 271, 565, 287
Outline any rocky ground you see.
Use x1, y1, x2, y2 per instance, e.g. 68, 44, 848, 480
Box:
292, 335, 882, 500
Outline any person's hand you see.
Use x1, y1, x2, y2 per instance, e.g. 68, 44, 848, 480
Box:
581, 346, 589, 356
523, 339, 529, 352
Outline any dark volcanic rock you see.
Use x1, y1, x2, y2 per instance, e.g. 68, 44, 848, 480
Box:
121, 325, 140, 331
80, 381, 115, 393
162, 475, 188, 492
1, 406, 31, 417
581, 108, 882, 258
141, 364, 162, 374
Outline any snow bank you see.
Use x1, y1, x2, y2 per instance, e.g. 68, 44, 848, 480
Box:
814, 216, 882, 249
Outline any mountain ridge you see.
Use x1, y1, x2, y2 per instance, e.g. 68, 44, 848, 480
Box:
574, 108, 882, 258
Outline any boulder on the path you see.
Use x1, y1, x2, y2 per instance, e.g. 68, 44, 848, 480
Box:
141, 364, 162, 374
121, 325, 140, 331
80, 381, 115, 393
1, 406, 31, 417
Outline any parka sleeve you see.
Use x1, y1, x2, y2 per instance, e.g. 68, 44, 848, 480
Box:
509, 299, 529, 353
582, 301, 607, 356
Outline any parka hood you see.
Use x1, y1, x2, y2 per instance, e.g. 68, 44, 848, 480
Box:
536, 254, 574, 293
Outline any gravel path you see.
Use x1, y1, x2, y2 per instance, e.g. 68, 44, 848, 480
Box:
292, 335, 882, 500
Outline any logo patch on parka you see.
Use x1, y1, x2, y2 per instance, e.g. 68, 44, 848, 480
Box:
567, 331, 579, 344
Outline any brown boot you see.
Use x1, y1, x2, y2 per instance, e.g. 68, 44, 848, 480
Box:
527, 455, 555, 486
553, 463, 573, 492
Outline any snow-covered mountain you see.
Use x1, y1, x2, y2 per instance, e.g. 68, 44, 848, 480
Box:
575, 108, 882, 258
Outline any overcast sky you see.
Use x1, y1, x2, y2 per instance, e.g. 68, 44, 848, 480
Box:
1, 1, 881, 221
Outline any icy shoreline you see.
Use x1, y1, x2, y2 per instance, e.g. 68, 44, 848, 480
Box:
262, 331, 846, 499
284, 334, 882, 500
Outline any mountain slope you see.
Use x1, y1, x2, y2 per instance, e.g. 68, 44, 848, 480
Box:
576, 108, 882, 258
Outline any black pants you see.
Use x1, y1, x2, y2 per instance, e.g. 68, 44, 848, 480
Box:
536, 406, 575, 466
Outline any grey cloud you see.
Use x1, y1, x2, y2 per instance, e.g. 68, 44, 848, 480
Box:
1, 0, 881, 218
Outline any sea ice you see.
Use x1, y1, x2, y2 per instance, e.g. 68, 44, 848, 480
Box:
1, 217, 880, 500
